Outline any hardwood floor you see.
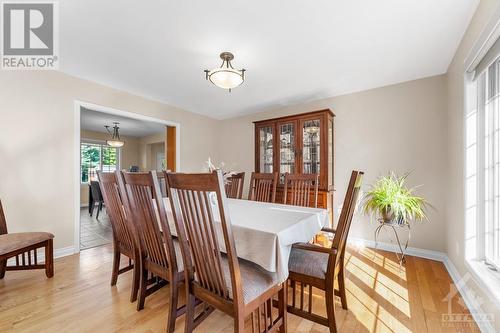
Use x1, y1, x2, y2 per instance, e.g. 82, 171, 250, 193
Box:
0, 244, 479, 332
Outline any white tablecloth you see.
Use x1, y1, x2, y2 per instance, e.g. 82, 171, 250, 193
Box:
162, 198, 328, 282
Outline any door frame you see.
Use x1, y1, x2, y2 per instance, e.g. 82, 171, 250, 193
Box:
73, 100, 181, 253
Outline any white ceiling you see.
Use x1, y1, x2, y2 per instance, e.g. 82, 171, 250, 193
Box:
61, 0, 479, 119
81, 108, 165, 137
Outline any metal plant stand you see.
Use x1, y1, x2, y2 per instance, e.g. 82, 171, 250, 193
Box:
374, 219, 411, 266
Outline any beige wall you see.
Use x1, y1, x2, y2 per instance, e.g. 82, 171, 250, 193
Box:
79, 129, 140, 206
0, 70, 220, 250
446, 0, 500, 330
137, 132, 166, 171
219, 74, 448, 252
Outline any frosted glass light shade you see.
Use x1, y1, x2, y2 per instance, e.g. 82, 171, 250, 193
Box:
207, 68, 244, 90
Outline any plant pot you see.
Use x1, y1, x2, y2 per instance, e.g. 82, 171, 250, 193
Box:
381, 207, 394, 223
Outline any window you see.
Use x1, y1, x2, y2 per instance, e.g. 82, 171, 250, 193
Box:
466, 53, 500, 270
80, 142, 119, 183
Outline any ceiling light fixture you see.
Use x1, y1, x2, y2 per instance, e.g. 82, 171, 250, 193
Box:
105, 122, 125, 147
204, 52, 245, 92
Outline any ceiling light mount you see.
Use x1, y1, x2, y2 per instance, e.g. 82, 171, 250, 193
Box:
204, 51, 245, 92
105, 122, 125, 148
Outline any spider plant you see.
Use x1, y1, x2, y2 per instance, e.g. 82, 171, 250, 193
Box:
362, 172, 429, 225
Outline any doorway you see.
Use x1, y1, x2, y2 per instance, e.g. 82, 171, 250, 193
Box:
74, 101, 180, 251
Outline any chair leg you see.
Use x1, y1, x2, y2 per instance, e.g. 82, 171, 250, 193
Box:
234, 315, 245, 333
45, 239, 54, 278
96, 202, 103, 219
325, 286, 338, 333
111, 247, 120, 286
184, 292, 196, 333
278, 284, 287, 333
338, 264, 348, 310
166, 279, 179, 333
130, 258, 140, 303
137, 263, 148, 311
0, 259, 6, 279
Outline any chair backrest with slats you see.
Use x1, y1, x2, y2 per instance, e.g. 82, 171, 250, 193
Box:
0, 200, 7, 235
225, 172, 245, 199
97, 172, 136, 255
116, 171, 179, 274
283, 173, 319, 208
156, 170, 169, 198
166, 171, 243, 306
90, 181, 103, 202
330, 171, 364, 270
248, 172, 278, 203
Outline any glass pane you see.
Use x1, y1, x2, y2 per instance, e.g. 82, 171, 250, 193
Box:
280, 123, 295, 181
102, 146, 118, 173
303, 119, 321, 175
259, 126, 273, 173
81, 143, 101, 183
328, 119, 333, 187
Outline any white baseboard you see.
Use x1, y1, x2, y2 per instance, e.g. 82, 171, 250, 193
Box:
6, 246, 76, 266
349, 237, 494, 333
54, 246, 77, 258
348, 237, 447, 262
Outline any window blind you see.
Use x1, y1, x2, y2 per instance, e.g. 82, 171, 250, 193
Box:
470, 35, 500, 80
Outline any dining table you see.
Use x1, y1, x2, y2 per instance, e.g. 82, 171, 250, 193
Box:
162, 198, 329, 282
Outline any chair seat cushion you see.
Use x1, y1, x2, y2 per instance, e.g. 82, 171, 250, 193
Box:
0, 232, 54, 256
220, 255, 278, 304
288, 247, 329, 279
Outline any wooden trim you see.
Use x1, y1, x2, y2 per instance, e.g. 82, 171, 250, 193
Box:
253, 109, 335, 124
166, 126, 176, 172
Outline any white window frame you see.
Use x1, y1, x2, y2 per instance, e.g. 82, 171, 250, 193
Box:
463, 4, 500, 306
80, 139, 121, 184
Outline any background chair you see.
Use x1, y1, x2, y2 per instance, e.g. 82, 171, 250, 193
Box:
287, 170, 363, 333
225, 172, 245, 199
89, 180, 105, 219
155, 170, 170, 198
98, 171, 140, 302
117, 171, 185, 333
0, 200, 54, 279
248, 172, 278, 203
283, 173, 319, 208
166, 171, 287, 333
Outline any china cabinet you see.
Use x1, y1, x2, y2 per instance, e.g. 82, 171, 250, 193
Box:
254, 109, 335, 222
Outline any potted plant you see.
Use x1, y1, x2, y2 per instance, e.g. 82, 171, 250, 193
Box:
362, 172, 429, 225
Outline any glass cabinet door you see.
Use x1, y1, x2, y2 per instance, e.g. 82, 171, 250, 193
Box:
328, 118, 334, 189
279, 121, 296, 183
302, 119, 321, 175
258, 125, 274, 173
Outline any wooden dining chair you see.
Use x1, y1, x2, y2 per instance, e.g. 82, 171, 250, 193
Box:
283, 173, 319, 208
0, 199, 54, 279
156, 170, 169, 198
287, 170, 363, 333
97, 171, 140, 302
225, 172, 245, 199
248, 172, 279, 203
89, 180, 105, 219
116, 171, 185, 333
166, 171, 287, 333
